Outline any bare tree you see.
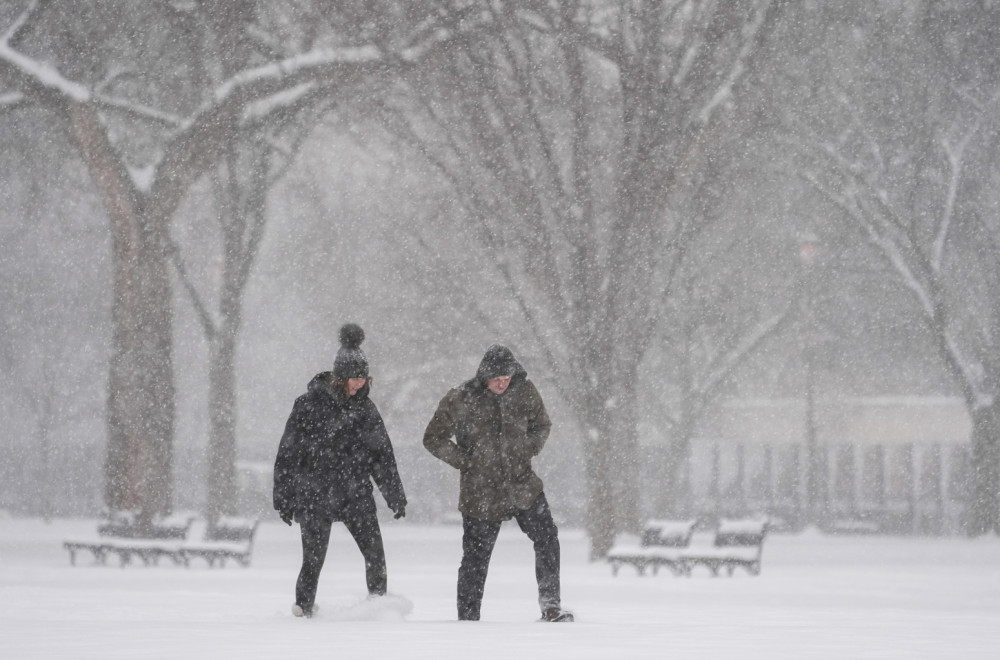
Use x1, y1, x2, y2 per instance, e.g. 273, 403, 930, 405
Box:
0, 0, 467, 525
169, 140, 266, 520
366, 0, 787, 555
790, 1, 1000, 534
651, 257, 792, 516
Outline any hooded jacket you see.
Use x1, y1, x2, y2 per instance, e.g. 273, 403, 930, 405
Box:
423, 347, 552, 521
273, 372, 406, 522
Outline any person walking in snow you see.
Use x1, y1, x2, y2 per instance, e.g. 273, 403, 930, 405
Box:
273, 323, 407, 618
423, 344, 573, 622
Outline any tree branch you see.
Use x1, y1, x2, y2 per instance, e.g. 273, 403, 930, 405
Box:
167, 235, 217, 339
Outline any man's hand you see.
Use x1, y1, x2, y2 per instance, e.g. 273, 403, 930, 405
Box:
393, 504, 406, 520
279, 509, 293, 526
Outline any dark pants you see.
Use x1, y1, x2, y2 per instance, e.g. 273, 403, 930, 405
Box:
457, 492, 561, 620
295, 507, 387, 609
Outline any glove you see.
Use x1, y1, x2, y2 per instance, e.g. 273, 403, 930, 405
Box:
393, 504, 406, 520
279, 509, 293, 526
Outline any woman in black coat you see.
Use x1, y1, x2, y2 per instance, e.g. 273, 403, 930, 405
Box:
273, 324, 406, 618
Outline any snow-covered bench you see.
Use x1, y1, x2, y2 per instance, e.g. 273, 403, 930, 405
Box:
64, 513, 198, 567
178, 517, 259, 568
95, 509, 194, 539
679, 518, 769, 577
607, 519, 698, 576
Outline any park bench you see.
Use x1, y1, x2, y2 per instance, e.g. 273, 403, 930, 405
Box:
64, 512, 197, 567
679, 518, 769, 577
95, 509, 193, 539
64, 514, 259, 568
607, 519, 697, 576
178, 516, 259, 568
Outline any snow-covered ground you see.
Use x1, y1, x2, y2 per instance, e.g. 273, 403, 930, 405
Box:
1, 516, 999, 659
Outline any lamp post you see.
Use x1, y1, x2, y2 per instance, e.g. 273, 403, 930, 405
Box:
798, 237, 822, 526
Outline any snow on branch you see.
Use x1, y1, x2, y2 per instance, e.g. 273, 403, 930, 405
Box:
212, 46, 381, 104
1, 0, 37, 44
864, 222, 936, 319
0, 1, 89, 102
945, 331, 993, 410
240, 81, 316, 126
695, 0, 775, 126
94, 93, 183, 128
0, 90, 24, 107
0, 39, 90, 102
696, 309, 788, 398
932, 107, 991, 273
211, 20, 461, 113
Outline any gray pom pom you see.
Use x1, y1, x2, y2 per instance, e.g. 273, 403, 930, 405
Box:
339, 323, 365, 349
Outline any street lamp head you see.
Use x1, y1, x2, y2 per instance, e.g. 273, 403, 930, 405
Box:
799, 234, 820, 266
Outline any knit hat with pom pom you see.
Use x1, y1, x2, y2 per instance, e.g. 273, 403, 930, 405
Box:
333, 323, 369, 379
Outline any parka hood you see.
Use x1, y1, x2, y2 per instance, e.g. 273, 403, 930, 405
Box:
470, 344, 527, 390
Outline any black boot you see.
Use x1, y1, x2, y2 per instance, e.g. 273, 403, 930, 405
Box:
540, 607, 574, 622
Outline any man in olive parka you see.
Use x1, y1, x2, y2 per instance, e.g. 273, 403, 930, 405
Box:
423, 344, 573, 622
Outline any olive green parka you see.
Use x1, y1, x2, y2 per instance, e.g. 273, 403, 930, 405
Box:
423, 347, 551, 521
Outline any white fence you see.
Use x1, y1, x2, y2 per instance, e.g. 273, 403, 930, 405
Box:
643, 440, 971, 535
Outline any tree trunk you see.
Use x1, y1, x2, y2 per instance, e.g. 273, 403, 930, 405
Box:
577, 372, 641, 559
659, 410, 695, 518
67, 103, 175, 523
104, 219, 175, 522
580, 398, 615, 560
206, 331, 237, 521
202, 143, 266, 522
610, 377, 642, 534
967, 404, 1000, 536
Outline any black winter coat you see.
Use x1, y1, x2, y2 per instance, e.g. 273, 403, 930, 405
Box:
273, 372, 406, 523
